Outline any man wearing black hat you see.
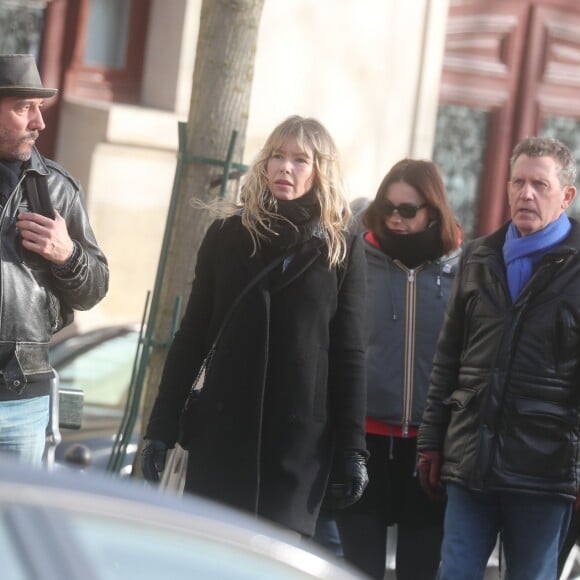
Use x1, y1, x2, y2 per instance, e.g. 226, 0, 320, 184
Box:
0, 54, 108, 465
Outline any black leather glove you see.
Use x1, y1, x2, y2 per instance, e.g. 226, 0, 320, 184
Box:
324, 450, 369, 510
141, 439, 168, 483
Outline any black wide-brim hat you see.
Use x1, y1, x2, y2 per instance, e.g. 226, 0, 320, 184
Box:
0, 54, 57, 98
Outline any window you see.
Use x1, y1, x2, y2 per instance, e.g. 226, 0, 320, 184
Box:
84, 0, 131, 69
64, 0, 150, 103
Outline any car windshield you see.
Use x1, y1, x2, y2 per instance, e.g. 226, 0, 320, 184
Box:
57, 332, 139, 408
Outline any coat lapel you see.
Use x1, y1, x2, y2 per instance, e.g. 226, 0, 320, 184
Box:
269, 237, 325, 293
231, 220, 326, 295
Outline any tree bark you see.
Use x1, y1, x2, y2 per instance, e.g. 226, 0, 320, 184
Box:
134, 0, 264, 475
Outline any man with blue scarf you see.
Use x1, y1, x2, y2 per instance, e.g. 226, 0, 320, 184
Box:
417, 137, 578, 580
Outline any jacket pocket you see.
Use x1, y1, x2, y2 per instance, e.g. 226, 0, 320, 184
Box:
502, 398, 576, 479
460, 296, 477, 359
443, 387, 478, 409
554, 306, 580, 373
46, 289, 62, 333
442, 388, 479, 465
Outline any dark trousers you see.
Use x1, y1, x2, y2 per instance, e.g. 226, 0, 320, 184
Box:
336, 434, 444, 580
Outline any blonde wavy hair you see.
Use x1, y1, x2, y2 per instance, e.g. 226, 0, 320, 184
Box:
207, 115, 351, 267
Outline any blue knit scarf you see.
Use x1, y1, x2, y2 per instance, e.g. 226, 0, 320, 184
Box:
502, 213, 571, 302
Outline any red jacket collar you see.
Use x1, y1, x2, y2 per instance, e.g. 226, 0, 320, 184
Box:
364, 230, 381, 249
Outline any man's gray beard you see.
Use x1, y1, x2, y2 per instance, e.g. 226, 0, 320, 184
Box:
0, 151, 30, 162
10, 140, 34, 161
13, 150, 31, 162
0, 142, 33, 162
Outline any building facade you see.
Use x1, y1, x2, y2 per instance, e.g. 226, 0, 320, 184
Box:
5, 0, 580, 328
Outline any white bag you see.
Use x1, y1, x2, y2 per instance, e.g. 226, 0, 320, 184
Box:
159, 443, 188, 495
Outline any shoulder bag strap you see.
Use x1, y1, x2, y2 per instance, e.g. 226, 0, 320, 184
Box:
183, 246, 297, 409
212, 245, 296, 348
24, 173, 55, 219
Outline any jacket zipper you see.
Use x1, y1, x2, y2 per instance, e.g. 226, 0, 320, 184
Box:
0, 175, 25, 334
392, 258, 432, 435
481, 257, 564, 487
402, 267, 418, 436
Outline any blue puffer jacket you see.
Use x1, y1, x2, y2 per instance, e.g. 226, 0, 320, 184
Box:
364, 232, 460, 434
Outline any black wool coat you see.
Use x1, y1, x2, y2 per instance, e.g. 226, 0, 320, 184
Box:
146, 216, 368, 536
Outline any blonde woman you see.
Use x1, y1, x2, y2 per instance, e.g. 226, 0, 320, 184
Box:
142, 116, 368, 537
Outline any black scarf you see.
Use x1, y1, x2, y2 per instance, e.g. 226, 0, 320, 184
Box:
376, 221, 443, 268
260, 190, 321, 259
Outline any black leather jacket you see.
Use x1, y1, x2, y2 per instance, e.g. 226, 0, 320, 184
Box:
418, 220, 580, 500
0, 147, 108, 394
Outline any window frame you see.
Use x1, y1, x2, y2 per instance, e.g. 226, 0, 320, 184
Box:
64, 0, 150, 103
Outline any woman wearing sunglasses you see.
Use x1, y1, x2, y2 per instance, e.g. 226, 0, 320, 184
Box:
335, 159, 462, 579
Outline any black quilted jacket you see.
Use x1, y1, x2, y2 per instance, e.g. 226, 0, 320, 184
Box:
418, 219, 580, 500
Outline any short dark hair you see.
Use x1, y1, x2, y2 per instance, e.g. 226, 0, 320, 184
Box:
510, 137, 576, 186
362, 158, 461, 254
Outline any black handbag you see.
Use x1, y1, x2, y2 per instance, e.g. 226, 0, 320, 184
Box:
177, 247, 298, 450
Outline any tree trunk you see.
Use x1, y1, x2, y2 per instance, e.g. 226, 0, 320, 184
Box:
135, 0, 264, 475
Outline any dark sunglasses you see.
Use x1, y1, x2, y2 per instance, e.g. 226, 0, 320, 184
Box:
382, 200, 428, 219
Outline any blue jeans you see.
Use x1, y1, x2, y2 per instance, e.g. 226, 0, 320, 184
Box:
0, 396, 49, 465
439, 483, 572, 580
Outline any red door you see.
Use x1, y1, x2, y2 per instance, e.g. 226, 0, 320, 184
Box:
434, 0, 580, 238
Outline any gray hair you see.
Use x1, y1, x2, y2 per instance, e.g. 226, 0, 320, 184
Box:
510, 137, 577, 186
